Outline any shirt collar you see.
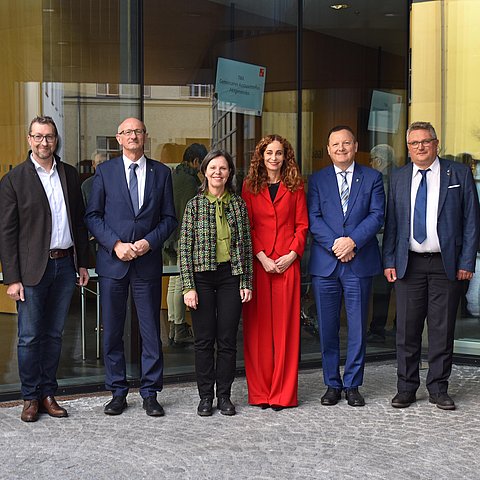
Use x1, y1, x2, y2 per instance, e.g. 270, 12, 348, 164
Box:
413, 156, 439, 176
123, 154, 146, 170
205, 191, 231, 205
30, 154, 57, 173
334, 161, 355, 176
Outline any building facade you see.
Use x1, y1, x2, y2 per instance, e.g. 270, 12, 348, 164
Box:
0, 0, 479, 400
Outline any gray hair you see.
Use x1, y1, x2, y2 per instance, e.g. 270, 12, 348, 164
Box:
370, 144, 395, 167
406, 121, 437, 142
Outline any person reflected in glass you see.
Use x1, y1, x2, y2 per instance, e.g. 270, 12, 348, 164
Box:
179, 150, 253, 417
81, 151, 107, 260
367, 144, 397, 343
242, 134, 308, 411
164, 143, 207, 347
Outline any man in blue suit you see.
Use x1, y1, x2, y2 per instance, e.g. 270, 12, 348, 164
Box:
308, 126, 385, 407
383, 121, 480, 410
85, 118, 177, 416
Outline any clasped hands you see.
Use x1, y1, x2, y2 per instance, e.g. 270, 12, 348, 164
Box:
332, 236, 356, 263
114, 239, 150, 261
257, 250, 297, 274
184, 288, 252, 310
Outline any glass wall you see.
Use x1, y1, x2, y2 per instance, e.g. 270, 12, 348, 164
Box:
5, 0, 478, 399
143, 0, 299, 376
300, 1, 409, 361
411, 0, 480, 357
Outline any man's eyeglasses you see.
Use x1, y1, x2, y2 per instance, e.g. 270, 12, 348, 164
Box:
407, 138, 436, 149
29, 134, 57, 143
118, 129, 146, 136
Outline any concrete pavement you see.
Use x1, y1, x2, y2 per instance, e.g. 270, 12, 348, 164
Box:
0, 362, 479, 479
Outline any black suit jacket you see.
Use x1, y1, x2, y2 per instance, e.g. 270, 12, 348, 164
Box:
0, 153, 89, 286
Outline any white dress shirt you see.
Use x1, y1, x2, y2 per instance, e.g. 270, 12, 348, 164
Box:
334, 162, 355, 194
31, 155, 73, 250
123, 155, 146, 210
409, 156, 441, 253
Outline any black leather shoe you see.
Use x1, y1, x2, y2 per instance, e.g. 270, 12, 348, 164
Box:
143, 396, 165, 417
345, 388, 365, 407
197, 397, 213, 417
271, 405, 284, 411
391, 391, 416, 408
104, 395, 127, 415
217, 396, 236, 416
321, 387, 342, 406
429, 392, 455, 411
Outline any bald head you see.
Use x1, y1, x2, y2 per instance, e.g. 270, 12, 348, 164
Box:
116, 117, 148, 161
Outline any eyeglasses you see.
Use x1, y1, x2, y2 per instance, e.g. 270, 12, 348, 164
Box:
29, 134, 57, 143
118, 129, 146, 136
407, 138, 436, 149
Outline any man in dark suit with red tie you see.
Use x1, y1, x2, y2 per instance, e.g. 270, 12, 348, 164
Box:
85, 117, 177, 416
383, 121, 480, 410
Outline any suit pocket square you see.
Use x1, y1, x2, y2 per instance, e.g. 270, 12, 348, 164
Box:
448, 184, 460, 189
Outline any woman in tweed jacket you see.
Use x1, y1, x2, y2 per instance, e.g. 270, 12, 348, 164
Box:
179, 149, 253, 417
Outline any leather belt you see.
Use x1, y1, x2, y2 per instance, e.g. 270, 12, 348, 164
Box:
49, 248, 73, 259
409, 251, 441, 258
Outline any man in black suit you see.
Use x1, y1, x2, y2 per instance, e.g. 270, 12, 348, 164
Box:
0, 116, 89, 422
85, 117, 177, 416
383, 121, 480, 410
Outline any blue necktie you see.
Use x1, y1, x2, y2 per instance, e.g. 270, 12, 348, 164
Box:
413, 169, 430, 244
129, 163, 139, 215
339, 171, 349, 216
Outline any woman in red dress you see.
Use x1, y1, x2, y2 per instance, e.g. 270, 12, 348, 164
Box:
242, 134, 308, 410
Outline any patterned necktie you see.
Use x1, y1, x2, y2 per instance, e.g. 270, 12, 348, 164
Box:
129, 163, 139, 215
339, 171, 349, 215
413, 168, 430, 244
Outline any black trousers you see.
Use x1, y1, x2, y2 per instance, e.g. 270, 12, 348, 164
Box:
395, 252, 462, 394
191, 263, 242, 398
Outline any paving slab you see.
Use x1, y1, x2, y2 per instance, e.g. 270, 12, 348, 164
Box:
0, 362, 479, 479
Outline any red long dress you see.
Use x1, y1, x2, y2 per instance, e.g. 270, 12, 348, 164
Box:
242, 182, 308, 407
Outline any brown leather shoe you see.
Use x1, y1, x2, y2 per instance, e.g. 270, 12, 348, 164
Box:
39, 396, 68, 418
21, 400, 39, 422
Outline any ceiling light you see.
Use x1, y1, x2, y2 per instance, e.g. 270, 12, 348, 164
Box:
330, 4, 349, 10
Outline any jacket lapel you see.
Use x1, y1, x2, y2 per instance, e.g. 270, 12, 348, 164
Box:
117, 157, 136, 215
260, 185, 271, 204
56, 160, 74, 236
398, 162, 413, 221
141, 158, 155, 213
344, 164, 363, 219
273, 181, 288, 204
26, 157, 51, 213
437, 158, 450, 216
326, 165, 344, 218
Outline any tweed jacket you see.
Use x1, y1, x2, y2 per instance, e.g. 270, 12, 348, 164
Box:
179, 192, 253, 290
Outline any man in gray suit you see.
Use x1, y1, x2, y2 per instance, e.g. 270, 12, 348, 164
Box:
383, 121, 480, 410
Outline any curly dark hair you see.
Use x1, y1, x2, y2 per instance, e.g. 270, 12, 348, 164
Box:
244, 134, 303, 194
